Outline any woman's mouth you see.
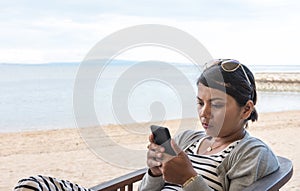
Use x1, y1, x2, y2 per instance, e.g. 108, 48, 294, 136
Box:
202, 122, 209, 129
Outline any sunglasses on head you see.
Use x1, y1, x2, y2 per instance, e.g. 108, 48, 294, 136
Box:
205, 59, 252, 86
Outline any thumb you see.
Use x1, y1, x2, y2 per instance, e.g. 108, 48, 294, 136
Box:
170, 139, 182, 155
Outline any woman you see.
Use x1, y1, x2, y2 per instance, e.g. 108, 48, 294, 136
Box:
139, 59, 279, 191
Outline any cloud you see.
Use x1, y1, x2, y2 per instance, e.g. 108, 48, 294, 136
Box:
0, 1, 299, 64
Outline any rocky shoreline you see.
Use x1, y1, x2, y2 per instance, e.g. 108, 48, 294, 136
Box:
255, 72, 300, 92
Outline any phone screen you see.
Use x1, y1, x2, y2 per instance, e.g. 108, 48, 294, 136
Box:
150, 125, 176, 156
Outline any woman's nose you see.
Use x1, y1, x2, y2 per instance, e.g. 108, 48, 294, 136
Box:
199, 104, 211, 118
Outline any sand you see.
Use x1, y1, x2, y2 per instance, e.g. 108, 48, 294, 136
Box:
1, 110, 300, 191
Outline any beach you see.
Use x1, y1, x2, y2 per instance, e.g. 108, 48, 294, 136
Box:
1, 110, 299, 190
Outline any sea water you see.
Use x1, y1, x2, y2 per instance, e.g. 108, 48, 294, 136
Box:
0, 61, 299, 132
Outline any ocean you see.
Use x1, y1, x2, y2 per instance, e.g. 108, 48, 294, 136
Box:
0, 61, 299, 132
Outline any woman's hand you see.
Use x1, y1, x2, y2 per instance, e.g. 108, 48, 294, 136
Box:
146, 134, 164, 176
146, 135, 197, 184
161, 140, 198, 185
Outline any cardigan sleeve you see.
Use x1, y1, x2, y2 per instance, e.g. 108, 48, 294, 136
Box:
182, 175, 214, 191
138, 169, 165, 191
223, 142, 279, 190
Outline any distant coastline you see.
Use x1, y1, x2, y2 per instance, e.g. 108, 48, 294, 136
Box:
255, 72, 300, 92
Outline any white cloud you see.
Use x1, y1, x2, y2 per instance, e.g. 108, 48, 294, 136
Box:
0, 1, 299, 65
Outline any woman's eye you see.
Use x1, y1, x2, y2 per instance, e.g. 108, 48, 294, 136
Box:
197, 101, 204, 106
211, 103, 224, 108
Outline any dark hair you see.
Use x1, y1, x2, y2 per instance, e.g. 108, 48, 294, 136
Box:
197, 59, 258, 122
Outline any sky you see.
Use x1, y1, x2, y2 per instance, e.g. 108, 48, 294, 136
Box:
0, 0, 299, 65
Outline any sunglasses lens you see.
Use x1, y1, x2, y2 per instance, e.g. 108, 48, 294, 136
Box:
205, 59, 252, 87
221, 61, 240, 71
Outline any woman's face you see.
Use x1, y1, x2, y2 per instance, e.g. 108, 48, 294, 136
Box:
197, 83, 245, 137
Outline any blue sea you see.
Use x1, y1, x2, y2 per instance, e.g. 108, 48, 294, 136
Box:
0, 61, 299, 132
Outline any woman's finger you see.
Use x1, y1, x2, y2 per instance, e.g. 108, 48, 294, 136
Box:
147, 147, 164, 160
147, 158, 162, 168
149, 134, 155, 143
148, 142, 165, 153
147, 151, 162, 168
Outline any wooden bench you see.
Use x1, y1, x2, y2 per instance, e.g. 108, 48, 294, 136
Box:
90, 156, 293, 191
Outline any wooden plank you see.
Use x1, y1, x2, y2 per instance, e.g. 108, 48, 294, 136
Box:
90, 168, 147, 191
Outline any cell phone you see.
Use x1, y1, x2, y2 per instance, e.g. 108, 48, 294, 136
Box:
150, 125, 176, 156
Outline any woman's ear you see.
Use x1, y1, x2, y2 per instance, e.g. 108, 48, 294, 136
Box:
242, 100, 254, 119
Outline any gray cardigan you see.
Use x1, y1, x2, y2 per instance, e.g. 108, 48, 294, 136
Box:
138, 130, 279, 191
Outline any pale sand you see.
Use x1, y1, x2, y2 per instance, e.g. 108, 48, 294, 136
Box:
1, 111, 299, 190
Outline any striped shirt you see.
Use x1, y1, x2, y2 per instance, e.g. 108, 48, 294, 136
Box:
14, 175, 93, 191
162, 137, 240, 191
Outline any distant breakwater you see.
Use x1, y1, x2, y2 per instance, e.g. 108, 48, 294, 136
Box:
255, 72, 300, 92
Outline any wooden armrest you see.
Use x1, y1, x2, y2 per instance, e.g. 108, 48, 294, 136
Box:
90, 156, 293, 191
90, 168, 147, 191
